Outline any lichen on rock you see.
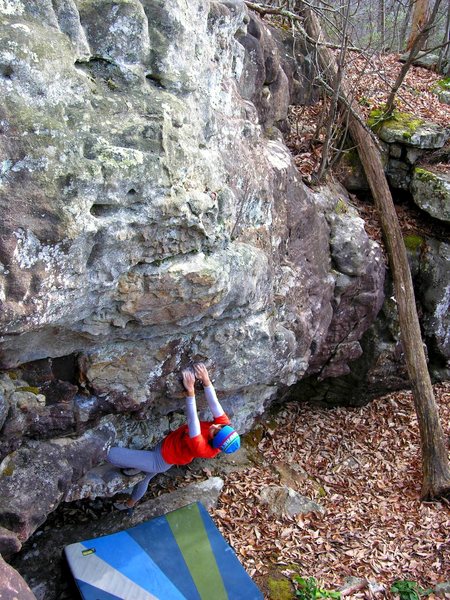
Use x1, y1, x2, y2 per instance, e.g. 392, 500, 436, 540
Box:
0, 0, 389, 546
368, 109, 449, 149
411, 167, 450, 223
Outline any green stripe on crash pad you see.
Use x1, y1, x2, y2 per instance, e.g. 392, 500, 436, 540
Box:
166, 503, 228, 600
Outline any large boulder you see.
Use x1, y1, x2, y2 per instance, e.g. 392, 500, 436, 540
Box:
305, 193, 385, 379
369, 111, 449, 149
411, 167, 450, 223
416, 238, 450, 375
0, 0, 386, 545
0, 555, 36, 600
399, 51, 450, 76
291, 234, 450, 405
0, 424, 114, 545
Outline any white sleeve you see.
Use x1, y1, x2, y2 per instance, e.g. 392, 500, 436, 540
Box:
204, 384, 225, 418
185, 396, 201, 438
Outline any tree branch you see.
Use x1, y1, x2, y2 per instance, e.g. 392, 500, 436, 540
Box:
385, 0, 443, 114
243, 1, 363, 52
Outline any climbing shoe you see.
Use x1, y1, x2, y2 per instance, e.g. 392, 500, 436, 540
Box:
120, 468, 142, 477
113, 501, 135, 516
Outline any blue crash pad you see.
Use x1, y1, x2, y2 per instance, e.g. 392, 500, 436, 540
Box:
64, 501, 263, 600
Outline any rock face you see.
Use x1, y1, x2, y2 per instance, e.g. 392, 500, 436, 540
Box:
411, 168, 450, 223
416, 238, 450, 374
335, 106, 450, 397
0, 555, 36, 600
376, 117, 448, 149
0, 0, 386, 549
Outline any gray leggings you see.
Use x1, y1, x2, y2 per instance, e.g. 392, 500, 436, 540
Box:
107, 442, 172, 502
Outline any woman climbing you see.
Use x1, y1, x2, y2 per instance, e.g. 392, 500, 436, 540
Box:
107, 363, 240, 512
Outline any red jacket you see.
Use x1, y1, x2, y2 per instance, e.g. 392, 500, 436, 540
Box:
161, 414, 230, 465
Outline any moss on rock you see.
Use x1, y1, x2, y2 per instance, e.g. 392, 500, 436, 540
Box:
411, 167, 450, 223
16, 386, 40, 395
268, 577, 294, 600
414, 167, 442, 186
404, 235, 425, 252
335, 198, 349, 215
367, 109, 423, 140
434, 77, 450, 91
367, 108, 448, 148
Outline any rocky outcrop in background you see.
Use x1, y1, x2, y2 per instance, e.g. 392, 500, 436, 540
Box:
334, 110, 450, 403
0, 0, 447, 560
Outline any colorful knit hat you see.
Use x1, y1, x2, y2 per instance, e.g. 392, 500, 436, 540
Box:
212, 425, 240, 453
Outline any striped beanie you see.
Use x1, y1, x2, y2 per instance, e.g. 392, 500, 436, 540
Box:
212, 425, 240, 454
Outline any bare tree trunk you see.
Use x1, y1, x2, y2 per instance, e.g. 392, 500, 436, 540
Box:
400, 0, 414, 51
385, 0, 442, 114
379, 0, 386, 50
406, 0, 431, 50
302, 7, 450, 500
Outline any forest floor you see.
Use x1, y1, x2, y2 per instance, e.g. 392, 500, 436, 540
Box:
26, 384, 449, 600
285, 52, 450, 265
285, 53, 450, 183
245, 53, 450, 598
204, 382, 450, 598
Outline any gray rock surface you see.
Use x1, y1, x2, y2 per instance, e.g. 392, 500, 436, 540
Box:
399, 51, 449, 75
377, 119, 449, 149
416, 239, 450, 373
259, 484, 324, 517
0, 422, 114, 547
0, 525, 22, 556
0, 0, 387, 549
306, 193, 385, 379
386, 158, 412, 190
411, 167, 450, 223
437, 89, 450, 105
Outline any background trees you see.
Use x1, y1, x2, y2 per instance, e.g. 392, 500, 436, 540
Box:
308, 0, 449, 57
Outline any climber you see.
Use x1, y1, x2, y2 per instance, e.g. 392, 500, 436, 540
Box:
107, 363, 240, 512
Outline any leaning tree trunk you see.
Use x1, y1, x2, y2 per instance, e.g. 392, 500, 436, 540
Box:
303, 8, 450, 500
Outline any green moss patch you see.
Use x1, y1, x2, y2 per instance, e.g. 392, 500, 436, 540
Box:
404, 235, 424, 252
413, 167, 447, 196
367, 108, 423, 139
414, 167, 441, 185
268, 577, 293, 600
434, 77, 450, 90
335, 198, 348, 214
16, 386, 40, 394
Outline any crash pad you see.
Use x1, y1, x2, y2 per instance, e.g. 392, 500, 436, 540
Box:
64, 502, 263, 600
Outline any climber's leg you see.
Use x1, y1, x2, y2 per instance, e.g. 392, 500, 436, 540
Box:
107, 443, 171, 510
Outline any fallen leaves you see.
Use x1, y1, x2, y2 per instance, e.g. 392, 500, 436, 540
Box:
210, 383, 450, 595
285, 52, 450, 181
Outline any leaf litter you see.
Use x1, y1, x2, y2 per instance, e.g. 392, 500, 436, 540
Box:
286, 53, 450, 180
209, 383, 450, 597
238, 49, 450, 597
